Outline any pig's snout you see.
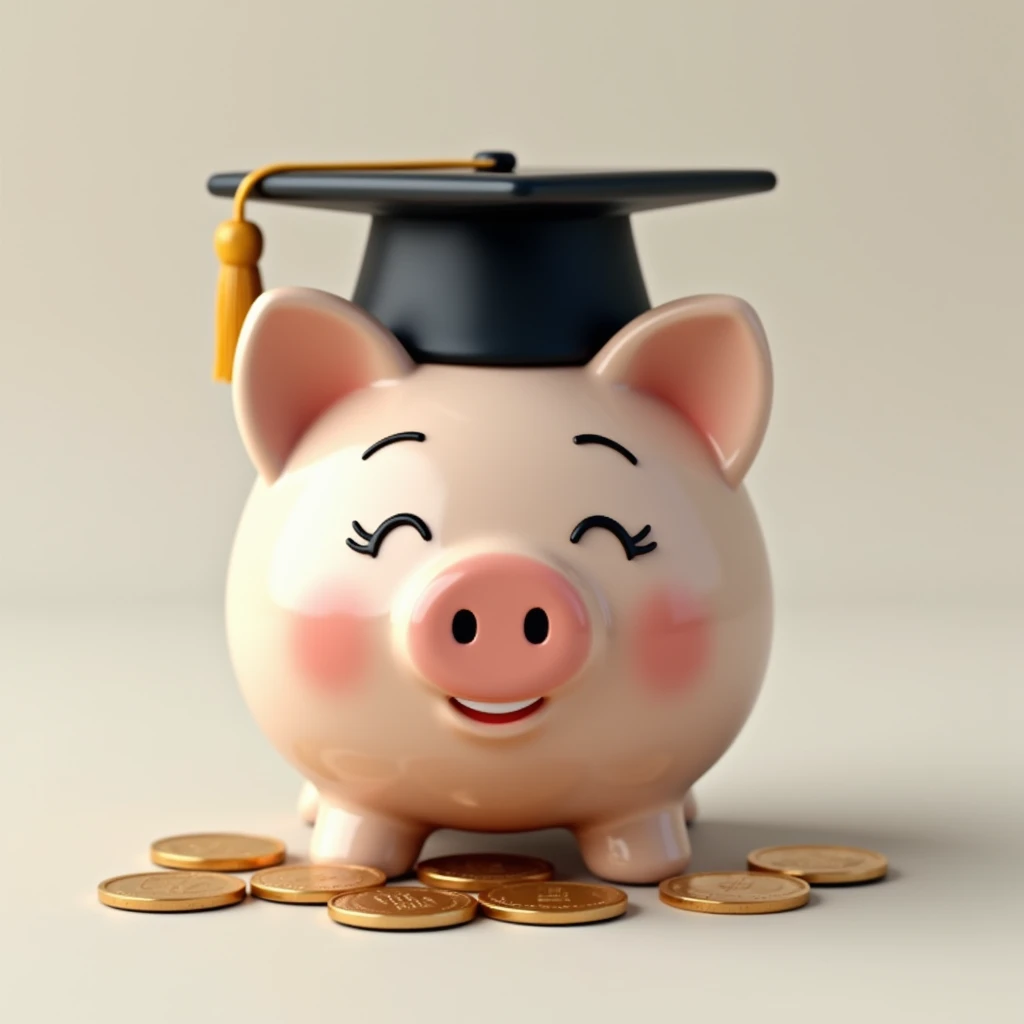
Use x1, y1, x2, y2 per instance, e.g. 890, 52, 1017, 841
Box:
406, 553, 591, 703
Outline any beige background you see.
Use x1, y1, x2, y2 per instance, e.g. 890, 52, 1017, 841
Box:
1, 0, 1021, 607
1, 4, 1023, 1022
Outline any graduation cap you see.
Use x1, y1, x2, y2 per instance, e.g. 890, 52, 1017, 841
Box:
207, 151, 775, 382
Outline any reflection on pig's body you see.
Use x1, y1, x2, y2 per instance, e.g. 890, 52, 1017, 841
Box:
226, 287, 773, 884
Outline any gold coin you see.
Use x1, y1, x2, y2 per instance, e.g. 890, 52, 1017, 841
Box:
416, 852, 554, 891
477, 881, 627, 925
327, 886, 477, 931
250, 863, 387, 904
747, 844, 888, 885
98, 871, 246, 912
660, 871, 810, 914
150, 833, 285, 872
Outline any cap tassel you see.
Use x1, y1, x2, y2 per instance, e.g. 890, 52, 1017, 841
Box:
213, 219, 263, 382
212, 156, 500, 382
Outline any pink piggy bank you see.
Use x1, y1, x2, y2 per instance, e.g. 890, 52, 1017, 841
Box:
224, 285, 773, 884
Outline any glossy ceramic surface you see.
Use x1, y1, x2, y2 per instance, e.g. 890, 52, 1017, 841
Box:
225, 287, 773, 883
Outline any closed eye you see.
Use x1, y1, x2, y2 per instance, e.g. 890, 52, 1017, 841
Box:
347, 513, 432, 558
569, 515, 657, 560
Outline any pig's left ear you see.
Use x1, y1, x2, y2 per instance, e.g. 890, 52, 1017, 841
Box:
588, 295, 772, 487
233, 287, 414, 482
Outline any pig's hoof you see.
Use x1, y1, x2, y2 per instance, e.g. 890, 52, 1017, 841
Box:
310, 803, 428, 878
683, 789, 698, 825
575, 802, 691, 884
298, 780, 320, 826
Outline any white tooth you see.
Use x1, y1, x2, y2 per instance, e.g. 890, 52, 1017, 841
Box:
455, 698, 539, 714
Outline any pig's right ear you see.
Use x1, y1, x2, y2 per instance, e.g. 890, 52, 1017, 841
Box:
232, 287, 414, 483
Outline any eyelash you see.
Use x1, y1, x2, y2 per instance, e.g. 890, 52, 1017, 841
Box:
347, 514, 656, 561
346, 514, 432, 558
569, 516, 657, 560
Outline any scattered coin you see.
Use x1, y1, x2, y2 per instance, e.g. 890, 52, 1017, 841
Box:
660, 871, 810, 914
416, 852, 554, 892
150, 833, 285, 872
747, 845, 888, 885
250, 863, 386, 904
477, 881, 627, 925
327, 886, 477, 931
98, 871, 246, 913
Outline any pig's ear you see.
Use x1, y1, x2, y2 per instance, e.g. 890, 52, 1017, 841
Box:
232, 287, 414, 482
588, 295, 772, 487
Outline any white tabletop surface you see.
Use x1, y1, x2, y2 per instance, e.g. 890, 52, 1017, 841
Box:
2, 602, 1021, 1023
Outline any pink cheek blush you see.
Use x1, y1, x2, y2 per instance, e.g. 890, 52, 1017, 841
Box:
289, 592, 371, 693
630, 587, 711, 694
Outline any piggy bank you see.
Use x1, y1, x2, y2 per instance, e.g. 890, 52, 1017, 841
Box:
224, 285, 772, 884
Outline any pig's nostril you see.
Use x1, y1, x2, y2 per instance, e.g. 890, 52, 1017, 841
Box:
451, 609, 477, 644
523, 607, 550, 645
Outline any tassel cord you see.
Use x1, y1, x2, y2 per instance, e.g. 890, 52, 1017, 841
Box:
213, 155, 497, 382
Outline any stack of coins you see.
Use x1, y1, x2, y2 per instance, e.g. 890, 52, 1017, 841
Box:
97, 831, 888, 926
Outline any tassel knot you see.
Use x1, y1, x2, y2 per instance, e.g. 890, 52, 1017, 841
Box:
214, 219, 263, 265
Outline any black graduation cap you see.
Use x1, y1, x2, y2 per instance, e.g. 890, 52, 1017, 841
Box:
207, 151, 775, 381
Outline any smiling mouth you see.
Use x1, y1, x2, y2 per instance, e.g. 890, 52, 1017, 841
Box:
448, 697, 546, 725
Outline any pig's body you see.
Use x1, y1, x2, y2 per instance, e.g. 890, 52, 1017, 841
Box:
226, 287, 773, 883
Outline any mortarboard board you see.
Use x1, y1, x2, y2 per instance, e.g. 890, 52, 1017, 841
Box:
207, 152, 775, 382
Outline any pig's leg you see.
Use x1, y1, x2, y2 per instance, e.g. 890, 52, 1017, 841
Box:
311, 801, 429, 878
574, 801, 691, 884
298, 780, 320, 825
683, 788, 698, 824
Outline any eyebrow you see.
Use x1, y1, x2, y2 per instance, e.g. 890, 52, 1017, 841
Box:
572, 433, 638, 466
361, 431, 427, 460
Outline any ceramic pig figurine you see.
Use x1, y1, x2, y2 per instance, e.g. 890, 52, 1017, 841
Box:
225, 285, 772, 884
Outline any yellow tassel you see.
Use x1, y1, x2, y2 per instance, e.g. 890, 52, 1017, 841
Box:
211, 156, 499, 382
212, 219, 263, 382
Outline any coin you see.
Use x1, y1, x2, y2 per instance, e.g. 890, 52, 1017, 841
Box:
747, 844, 888, 885
477, 881, 627, 925
250, 863, 386, 904
659, 871, 810, 914
416, 852, 554, 892
150, 833, 285, 872
327, 886, 477, 931
98, 871, 246, 912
